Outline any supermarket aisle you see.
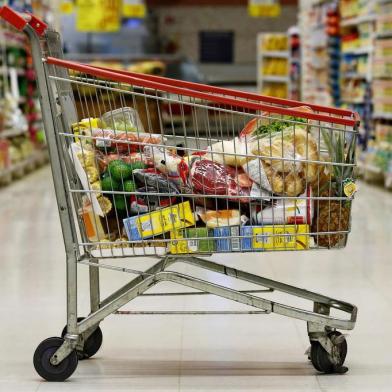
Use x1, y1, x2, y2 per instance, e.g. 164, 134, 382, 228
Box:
0, 166, 392, 392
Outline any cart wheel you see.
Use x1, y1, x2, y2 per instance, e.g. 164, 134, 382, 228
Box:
310, 331, 348, 374
61, 317, 103, 360
33, 337, 78, 382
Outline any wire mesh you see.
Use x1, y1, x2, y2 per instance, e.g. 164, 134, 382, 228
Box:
45, 62, 358, 259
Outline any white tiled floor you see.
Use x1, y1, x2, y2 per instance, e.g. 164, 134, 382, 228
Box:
1, 166, 392, 391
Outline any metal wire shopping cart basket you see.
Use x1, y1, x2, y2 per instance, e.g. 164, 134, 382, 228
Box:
0, 6, 360, 381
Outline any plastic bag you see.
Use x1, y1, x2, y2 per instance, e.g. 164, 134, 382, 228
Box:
127, 168, 180, 213
196, 207, 248, 228
243, 158, 305, 197
251, 187, 313, 225
239, 105, 313, 141
203, 138, 250, 167
144, 146, 189, 188
96, 151, 153, 173
91, 128, 164, 154
190, 159, 252, 203
101, 107, 144, 133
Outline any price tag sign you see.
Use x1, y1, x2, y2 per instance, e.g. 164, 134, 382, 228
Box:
123, 0, 146, 18
248, 0, 281, 17
76, 0, 121, 32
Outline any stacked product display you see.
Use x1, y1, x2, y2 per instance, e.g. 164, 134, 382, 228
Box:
340, 0, 375, 149
327, 4, 341, 107
257, 33, 290, 98
369, 0, 392, 188
288, 26, 301, 100
299, 1, 332, 106
300, 0, 392, 189
0, 20, 46, 185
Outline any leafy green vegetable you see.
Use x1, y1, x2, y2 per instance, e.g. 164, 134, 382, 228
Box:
253, 117, 308, 137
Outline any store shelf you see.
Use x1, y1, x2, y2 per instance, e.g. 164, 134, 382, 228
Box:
0, 128, 27, 138
373, 112, 392, 120
260, 51, 289, 58
0, 150, 47, 182
376, 32, 392, 39
0, 66, 25, 76
261, 75, 289, 83
342, 72, 368, 80
341, 98, 365, 104
358, 161, 383, 174
342, 47, 373, 55
341, 14, 376, 27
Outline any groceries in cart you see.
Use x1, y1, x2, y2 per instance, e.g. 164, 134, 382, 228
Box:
70, 104, 357, 255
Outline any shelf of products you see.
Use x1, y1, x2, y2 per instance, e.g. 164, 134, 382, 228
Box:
257, 33, 290, 99
288, 26, 301, 100
0, 16, 47, 187
299, 1, 332, 105
300, 0, 392, 189
365, 0, 392, 188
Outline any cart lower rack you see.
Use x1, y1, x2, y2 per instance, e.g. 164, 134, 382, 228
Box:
0, 6, 359, 382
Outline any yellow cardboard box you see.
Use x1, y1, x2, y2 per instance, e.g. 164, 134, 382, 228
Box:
170, 228, 215, 254
242, 224, 310, 251
123, 201, 195, 240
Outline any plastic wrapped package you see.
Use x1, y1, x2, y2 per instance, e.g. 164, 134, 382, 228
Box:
239, 106, 314, 141
144, 146, 189, 189
190, 159, 252, 203
196, 207, 248, 228
96, 151, 152, 173
203, 138, 250, 167
251, 187, 314, 225
131, 168, 179, 211
91, 128, 164, 154
101, 107, 144, 133
243, 158, 305, 197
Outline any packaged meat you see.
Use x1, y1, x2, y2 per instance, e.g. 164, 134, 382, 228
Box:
190, 159, 252, 203
91, 128, 164, 154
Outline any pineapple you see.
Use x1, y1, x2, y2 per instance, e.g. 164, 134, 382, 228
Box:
312, 129, 356, 248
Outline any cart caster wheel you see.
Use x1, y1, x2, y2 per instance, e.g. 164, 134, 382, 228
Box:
61, 317, 103, 360
310, 331, 348, 374
33, 337, 78, 382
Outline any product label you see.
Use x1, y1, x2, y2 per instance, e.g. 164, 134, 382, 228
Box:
343, 178, 357, 198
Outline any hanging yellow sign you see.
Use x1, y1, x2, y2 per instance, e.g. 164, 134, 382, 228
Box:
60, 1, 74, 14
248, 0, 281, 17
76, 0, 121, 32
123, 0, 146, 18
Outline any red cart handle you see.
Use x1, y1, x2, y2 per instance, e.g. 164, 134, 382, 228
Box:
0, 5, 47, 36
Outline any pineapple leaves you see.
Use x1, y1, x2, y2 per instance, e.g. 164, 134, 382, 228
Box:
321, 128, 356, 196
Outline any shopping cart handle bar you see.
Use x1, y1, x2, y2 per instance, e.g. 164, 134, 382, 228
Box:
0, 6, 47, 36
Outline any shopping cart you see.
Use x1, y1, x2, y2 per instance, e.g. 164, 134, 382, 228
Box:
0, 6, 360, 381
